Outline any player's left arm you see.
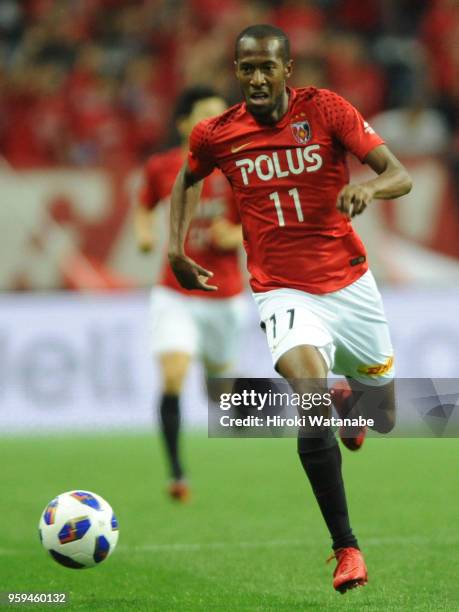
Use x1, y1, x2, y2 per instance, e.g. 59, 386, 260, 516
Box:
337, 144, 412, 218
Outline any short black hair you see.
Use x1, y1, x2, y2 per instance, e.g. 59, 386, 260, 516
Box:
235, 24, 291, 62
174, 86, 223, 120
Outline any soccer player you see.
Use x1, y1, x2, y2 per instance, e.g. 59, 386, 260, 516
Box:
167, 25, 412, 592
136, 86, 245, 501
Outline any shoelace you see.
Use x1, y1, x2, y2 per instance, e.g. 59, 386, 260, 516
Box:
326, 548, 356, 566
326, 551, 337, 564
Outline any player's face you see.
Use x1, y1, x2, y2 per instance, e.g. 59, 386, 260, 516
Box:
178, 97, 227, 139
235, 37, 293, 123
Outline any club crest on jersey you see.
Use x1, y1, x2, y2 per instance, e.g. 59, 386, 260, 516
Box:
291, 120, 311, 144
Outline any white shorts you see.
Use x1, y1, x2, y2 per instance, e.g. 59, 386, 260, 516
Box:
253, 271, 394, 386
149, 286, 247, 372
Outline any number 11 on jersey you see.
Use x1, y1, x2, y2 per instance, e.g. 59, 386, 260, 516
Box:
269, 188, 304, 227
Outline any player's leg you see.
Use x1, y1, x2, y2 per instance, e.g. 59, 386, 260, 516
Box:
194, 294, 247, 404
254, 290, 367, 592
149, 288, 198, 499
277, 346, 361, 553
278, 348, 367, 593
158, 351, 191, 493
330, 270, 396, 449
342, 377, 395, 431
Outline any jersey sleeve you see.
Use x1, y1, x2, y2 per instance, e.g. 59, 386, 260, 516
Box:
319, 90, 384, 162
188, 119, 217, 180
139, 158, 161, 210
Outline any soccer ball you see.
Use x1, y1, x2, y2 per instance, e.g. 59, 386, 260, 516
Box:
38, 490, 119, 569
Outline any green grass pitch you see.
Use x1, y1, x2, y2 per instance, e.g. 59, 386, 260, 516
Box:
0, 433, 458, 611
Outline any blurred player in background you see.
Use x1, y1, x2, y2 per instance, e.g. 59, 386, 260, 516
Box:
168, 26, 412, 592
135, 86, 245, 501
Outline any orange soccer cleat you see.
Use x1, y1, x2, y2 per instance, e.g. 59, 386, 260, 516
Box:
167, 480, 190, 502
328, 547, 368, 594
331, 382, 367, 451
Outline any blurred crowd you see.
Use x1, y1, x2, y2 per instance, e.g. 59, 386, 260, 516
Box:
0, 0, 458, 169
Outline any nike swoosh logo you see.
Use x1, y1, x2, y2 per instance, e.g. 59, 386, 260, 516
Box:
231, 141, 255, 153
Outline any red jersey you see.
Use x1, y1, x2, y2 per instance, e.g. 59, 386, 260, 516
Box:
140, 147, 243, 298
188, 87, 384, 295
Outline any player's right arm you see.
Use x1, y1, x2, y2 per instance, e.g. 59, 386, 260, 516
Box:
168, 121, 218, 291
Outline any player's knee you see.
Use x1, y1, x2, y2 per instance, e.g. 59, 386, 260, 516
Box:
277, 344, 328, 380
162, 372, 186, 395
161, 364, 187, 394
160, 353, 190, 395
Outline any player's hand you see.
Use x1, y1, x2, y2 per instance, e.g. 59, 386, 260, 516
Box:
168, 253, 218, 291
210, 218, 243, 250
336, 184, 374, 218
